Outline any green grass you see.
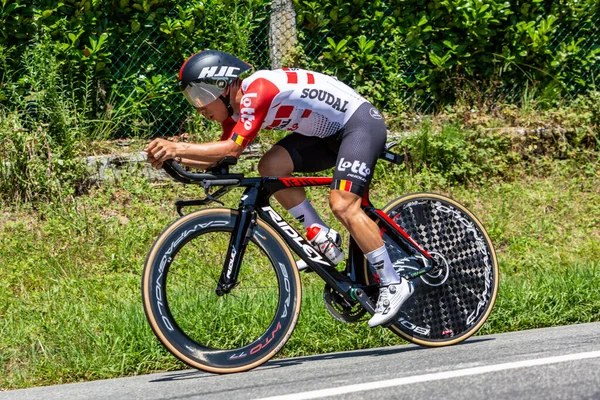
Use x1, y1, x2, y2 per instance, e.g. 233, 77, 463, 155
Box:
1, 152, 599, 389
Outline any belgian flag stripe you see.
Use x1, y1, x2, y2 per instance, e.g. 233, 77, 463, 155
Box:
232, 134, 248, 147
338, 179, 352, 192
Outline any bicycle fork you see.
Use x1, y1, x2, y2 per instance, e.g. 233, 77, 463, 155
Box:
215, 189, 259, 295
216, 208, 255, 295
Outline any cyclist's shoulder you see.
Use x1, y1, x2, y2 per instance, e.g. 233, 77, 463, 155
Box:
242, 69, 291, 86
240, 70, 288, 101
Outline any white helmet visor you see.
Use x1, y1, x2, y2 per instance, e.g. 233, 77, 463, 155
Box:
180, 79, 227, 108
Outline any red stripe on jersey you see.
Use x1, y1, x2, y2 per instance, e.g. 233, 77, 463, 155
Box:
276, 105, 294, 119
231, 77, 280, 144
301, 109, 312, 118
286, 71, 298, 84
266, 119, 282, 129
307, 73, 315, 84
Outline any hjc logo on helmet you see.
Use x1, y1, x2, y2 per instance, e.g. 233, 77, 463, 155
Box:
198, 66, 242, 79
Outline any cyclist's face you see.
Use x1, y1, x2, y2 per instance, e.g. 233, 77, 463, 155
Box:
196, 99, 228, 123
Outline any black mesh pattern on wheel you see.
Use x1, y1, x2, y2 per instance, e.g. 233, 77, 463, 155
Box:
384, 197, 496, 342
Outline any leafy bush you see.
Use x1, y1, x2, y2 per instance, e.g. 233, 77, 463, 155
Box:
0, 36, 89, 203
293, 0, 600, 110
1, 0, 271, 136
1, 0, 599, 136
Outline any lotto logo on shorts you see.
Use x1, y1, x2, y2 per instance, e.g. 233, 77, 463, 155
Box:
337, 157, 370, 177
335, 179, 353, 192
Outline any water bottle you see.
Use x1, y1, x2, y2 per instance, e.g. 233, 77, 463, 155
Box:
306, 224, 345, 265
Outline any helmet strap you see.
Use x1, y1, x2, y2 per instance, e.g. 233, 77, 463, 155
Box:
219, 93, 234, 117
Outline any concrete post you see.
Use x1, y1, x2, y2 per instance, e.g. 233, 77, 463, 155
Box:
269, 0, 298, 69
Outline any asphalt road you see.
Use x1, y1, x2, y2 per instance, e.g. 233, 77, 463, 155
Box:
3, 322, 600, 400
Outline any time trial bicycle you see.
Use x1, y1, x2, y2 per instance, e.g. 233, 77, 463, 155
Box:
141, 143, 499, 373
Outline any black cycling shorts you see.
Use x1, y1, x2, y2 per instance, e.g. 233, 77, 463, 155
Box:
275, 102, 387, 196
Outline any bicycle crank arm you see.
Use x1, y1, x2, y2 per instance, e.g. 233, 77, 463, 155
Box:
350, 288, 376, 315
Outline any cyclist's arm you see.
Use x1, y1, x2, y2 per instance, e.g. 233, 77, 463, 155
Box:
176, 157, 217, 170
175, 137, 244, 162
173, 117, 239, 169
147, 78, 277, 166
224, 77, 279, 148
175, 115, 243, 163
145, 137, 243, 168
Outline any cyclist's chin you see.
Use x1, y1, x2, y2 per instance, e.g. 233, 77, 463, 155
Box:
209, 115, 227, 123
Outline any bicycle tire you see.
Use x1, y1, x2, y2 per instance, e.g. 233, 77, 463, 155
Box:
142, 208, 302, 373
365, 193, 499, 346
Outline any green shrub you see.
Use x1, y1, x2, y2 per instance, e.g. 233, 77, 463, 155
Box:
294, 0, 600, 110
1, 0, 271, 136
1, 0, 599, 136
0, 36, 89, 203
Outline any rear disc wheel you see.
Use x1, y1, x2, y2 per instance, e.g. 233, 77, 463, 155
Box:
366, 193, 499, 346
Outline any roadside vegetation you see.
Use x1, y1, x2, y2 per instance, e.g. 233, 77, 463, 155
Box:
1, 11, 599, 389
1, 89, 599, 388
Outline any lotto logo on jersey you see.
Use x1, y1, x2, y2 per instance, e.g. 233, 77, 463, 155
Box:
240, 93, 258, 130
337, 158, 370, 177
198, 66, 241, 79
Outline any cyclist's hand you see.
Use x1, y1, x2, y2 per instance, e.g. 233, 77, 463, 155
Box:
145, 138, 178, 169
145, 152, 164, 170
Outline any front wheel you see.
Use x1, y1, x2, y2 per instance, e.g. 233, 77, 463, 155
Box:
366, 193, 499, 346
142, 208, 302, 373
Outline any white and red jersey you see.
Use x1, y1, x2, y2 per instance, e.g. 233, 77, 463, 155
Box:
221, 69, 367, 146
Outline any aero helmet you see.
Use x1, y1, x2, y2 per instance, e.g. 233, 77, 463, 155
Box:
178, 50, 253, 114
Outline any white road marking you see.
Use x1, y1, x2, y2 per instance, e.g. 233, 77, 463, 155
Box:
255, 350, 600, 400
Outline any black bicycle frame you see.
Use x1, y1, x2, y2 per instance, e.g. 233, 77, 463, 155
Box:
163, 158, 436, 313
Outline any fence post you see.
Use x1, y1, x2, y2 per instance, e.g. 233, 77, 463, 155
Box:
269, 0, 297, 69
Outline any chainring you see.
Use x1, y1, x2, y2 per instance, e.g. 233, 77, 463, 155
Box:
323, 284, 367, 323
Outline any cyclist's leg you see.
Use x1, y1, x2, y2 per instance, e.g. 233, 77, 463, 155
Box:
260, 134, 338, 225
328, 103, 387, 256
328, 103, 413, 326
258, 145, 304, 209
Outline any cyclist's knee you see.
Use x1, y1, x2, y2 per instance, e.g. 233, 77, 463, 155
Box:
258, 146, 294, 177
329, 190, 360, 221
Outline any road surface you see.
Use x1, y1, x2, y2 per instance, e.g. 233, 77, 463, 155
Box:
2, 322, 600, 400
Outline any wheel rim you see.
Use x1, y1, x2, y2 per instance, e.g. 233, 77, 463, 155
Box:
369, 194, 498, 345
143, 210, 301, 372
166, 229, 281, 350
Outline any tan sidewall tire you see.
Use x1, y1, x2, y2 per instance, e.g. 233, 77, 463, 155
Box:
142, 208, 302, 373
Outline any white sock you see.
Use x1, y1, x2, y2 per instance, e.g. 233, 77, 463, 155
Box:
288, 198, 326, 229
365, 245, 400, 285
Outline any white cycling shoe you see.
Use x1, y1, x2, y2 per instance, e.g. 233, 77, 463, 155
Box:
368, 279, 414, 328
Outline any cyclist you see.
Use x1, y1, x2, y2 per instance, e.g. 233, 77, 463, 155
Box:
145, 50, 413, 327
